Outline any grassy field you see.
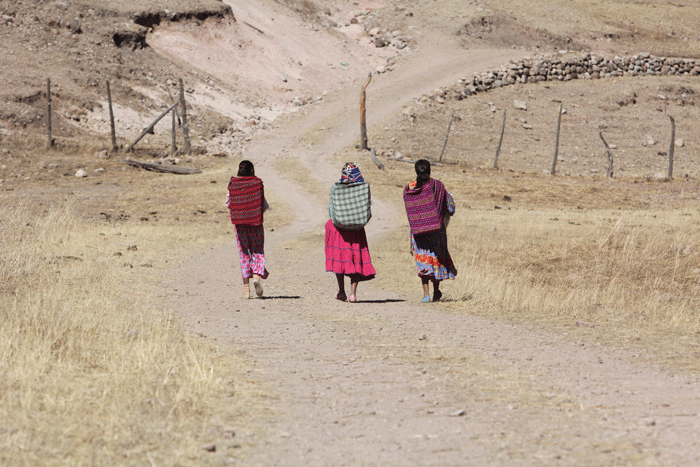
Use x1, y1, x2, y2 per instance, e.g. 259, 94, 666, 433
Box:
0, 203, 241, 465
0, 144, 294, 464
3, 0, 700, 463
369, 161, 700, 371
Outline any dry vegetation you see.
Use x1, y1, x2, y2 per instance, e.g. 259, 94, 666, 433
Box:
0, 203, 241, 465
0, 138, 291, 464
369, 162, 700, 371
3, 0, 700, 463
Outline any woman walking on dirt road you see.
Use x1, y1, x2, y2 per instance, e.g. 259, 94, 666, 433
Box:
403, 159, 457, 302
227, 160, 269, 299
325, 162, 376, 303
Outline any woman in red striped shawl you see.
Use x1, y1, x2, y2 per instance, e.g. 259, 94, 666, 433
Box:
403, 159, 457, 303
227, 160, 269, 299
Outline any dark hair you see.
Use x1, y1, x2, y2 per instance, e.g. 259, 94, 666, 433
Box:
414, 159, 431, 188
237, 160, 255, 177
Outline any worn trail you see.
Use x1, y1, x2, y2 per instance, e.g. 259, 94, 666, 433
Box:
168, 40, 700, 466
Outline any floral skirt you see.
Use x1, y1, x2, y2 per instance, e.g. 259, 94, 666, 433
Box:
411, 227, 456, 281
325, 219, 375, 280
235, 224, 269, 279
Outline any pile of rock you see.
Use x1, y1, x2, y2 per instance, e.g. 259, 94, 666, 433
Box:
450, 53, 700, 99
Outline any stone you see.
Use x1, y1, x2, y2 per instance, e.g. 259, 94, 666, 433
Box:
67, 18, 81, 34
75, 169, 87, 178
513, 100, 527, 111
374, 37, 389, 47
675, 138, 685, 147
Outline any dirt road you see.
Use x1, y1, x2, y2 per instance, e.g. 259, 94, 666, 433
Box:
164, 6, 700, 466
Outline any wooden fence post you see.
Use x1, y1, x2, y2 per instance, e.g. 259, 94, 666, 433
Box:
438, 110, 455, 162
46, 78, 53, 149
599, 131, 613, 178
179, 78, 191, 154
165, 85, 182, 125
106, 80, 118, 153
171, 106, 177, 156
360, 72, 372, 150
494, 109, 506, 169
668, 115, 675, 179
550, 104, 563, 175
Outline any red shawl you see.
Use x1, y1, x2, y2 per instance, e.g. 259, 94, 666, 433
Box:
227, 176, 264, 225
403, 178, 447, 234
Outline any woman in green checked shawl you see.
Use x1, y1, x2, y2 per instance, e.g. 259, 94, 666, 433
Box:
325, 163, 376, 303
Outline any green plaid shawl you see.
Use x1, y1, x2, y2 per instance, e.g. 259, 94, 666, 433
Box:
329, 182, 371, 230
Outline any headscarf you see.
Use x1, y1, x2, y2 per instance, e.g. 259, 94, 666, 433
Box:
340, 162, 364, 183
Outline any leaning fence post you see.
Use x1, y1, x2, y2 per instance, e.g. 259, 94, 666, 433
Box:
46, 78, 53, 149
126, 101, 179, 152
179, 78, 191, 154
106, 80, 118, 153
550, 104, 563, 175
438, 110, 455, 162
370, 147, 385, 170
668, 115, 675, 179
360, 72, 372, 150
494, 109, 506, 169
599, 131, 613, 178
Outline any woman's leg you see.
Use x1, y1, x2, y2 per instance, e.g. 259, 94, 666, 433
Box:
335, 273, 347, 301
432, 279, 443, 302
349, 279, 359, 302
420, 276, 431, 302
242, 277, 251, 299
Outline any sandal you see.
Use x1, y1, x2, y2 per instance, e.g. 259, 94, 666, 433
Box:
419, 295, 431, 303
348, 295, 357, 303
253, 276, 263, 298
335, 292, 347, 302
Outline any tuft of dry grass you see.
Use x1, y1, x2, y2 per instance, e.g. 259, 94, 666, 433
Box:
0, 202, 262, 465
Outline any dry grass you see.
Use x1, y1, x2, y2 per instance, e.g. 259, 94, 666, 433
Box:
3, 0, 700, 461
0, 176, 280, 464
370, 161, 700, 369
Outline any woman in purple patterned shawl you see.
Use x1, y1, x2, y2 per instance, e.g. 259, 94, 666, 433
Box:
403, 159, 457, 302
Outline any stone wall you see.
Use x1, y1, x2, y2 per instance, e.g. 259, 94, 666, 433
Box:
450, 53, 700, 99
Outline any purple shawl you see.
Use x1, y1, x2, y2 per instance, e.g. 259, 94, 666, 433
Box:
403, 178, 447, 234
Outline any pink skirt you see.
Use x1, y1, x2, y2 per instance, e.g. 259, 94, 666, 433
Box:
324, 219, 375, 280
